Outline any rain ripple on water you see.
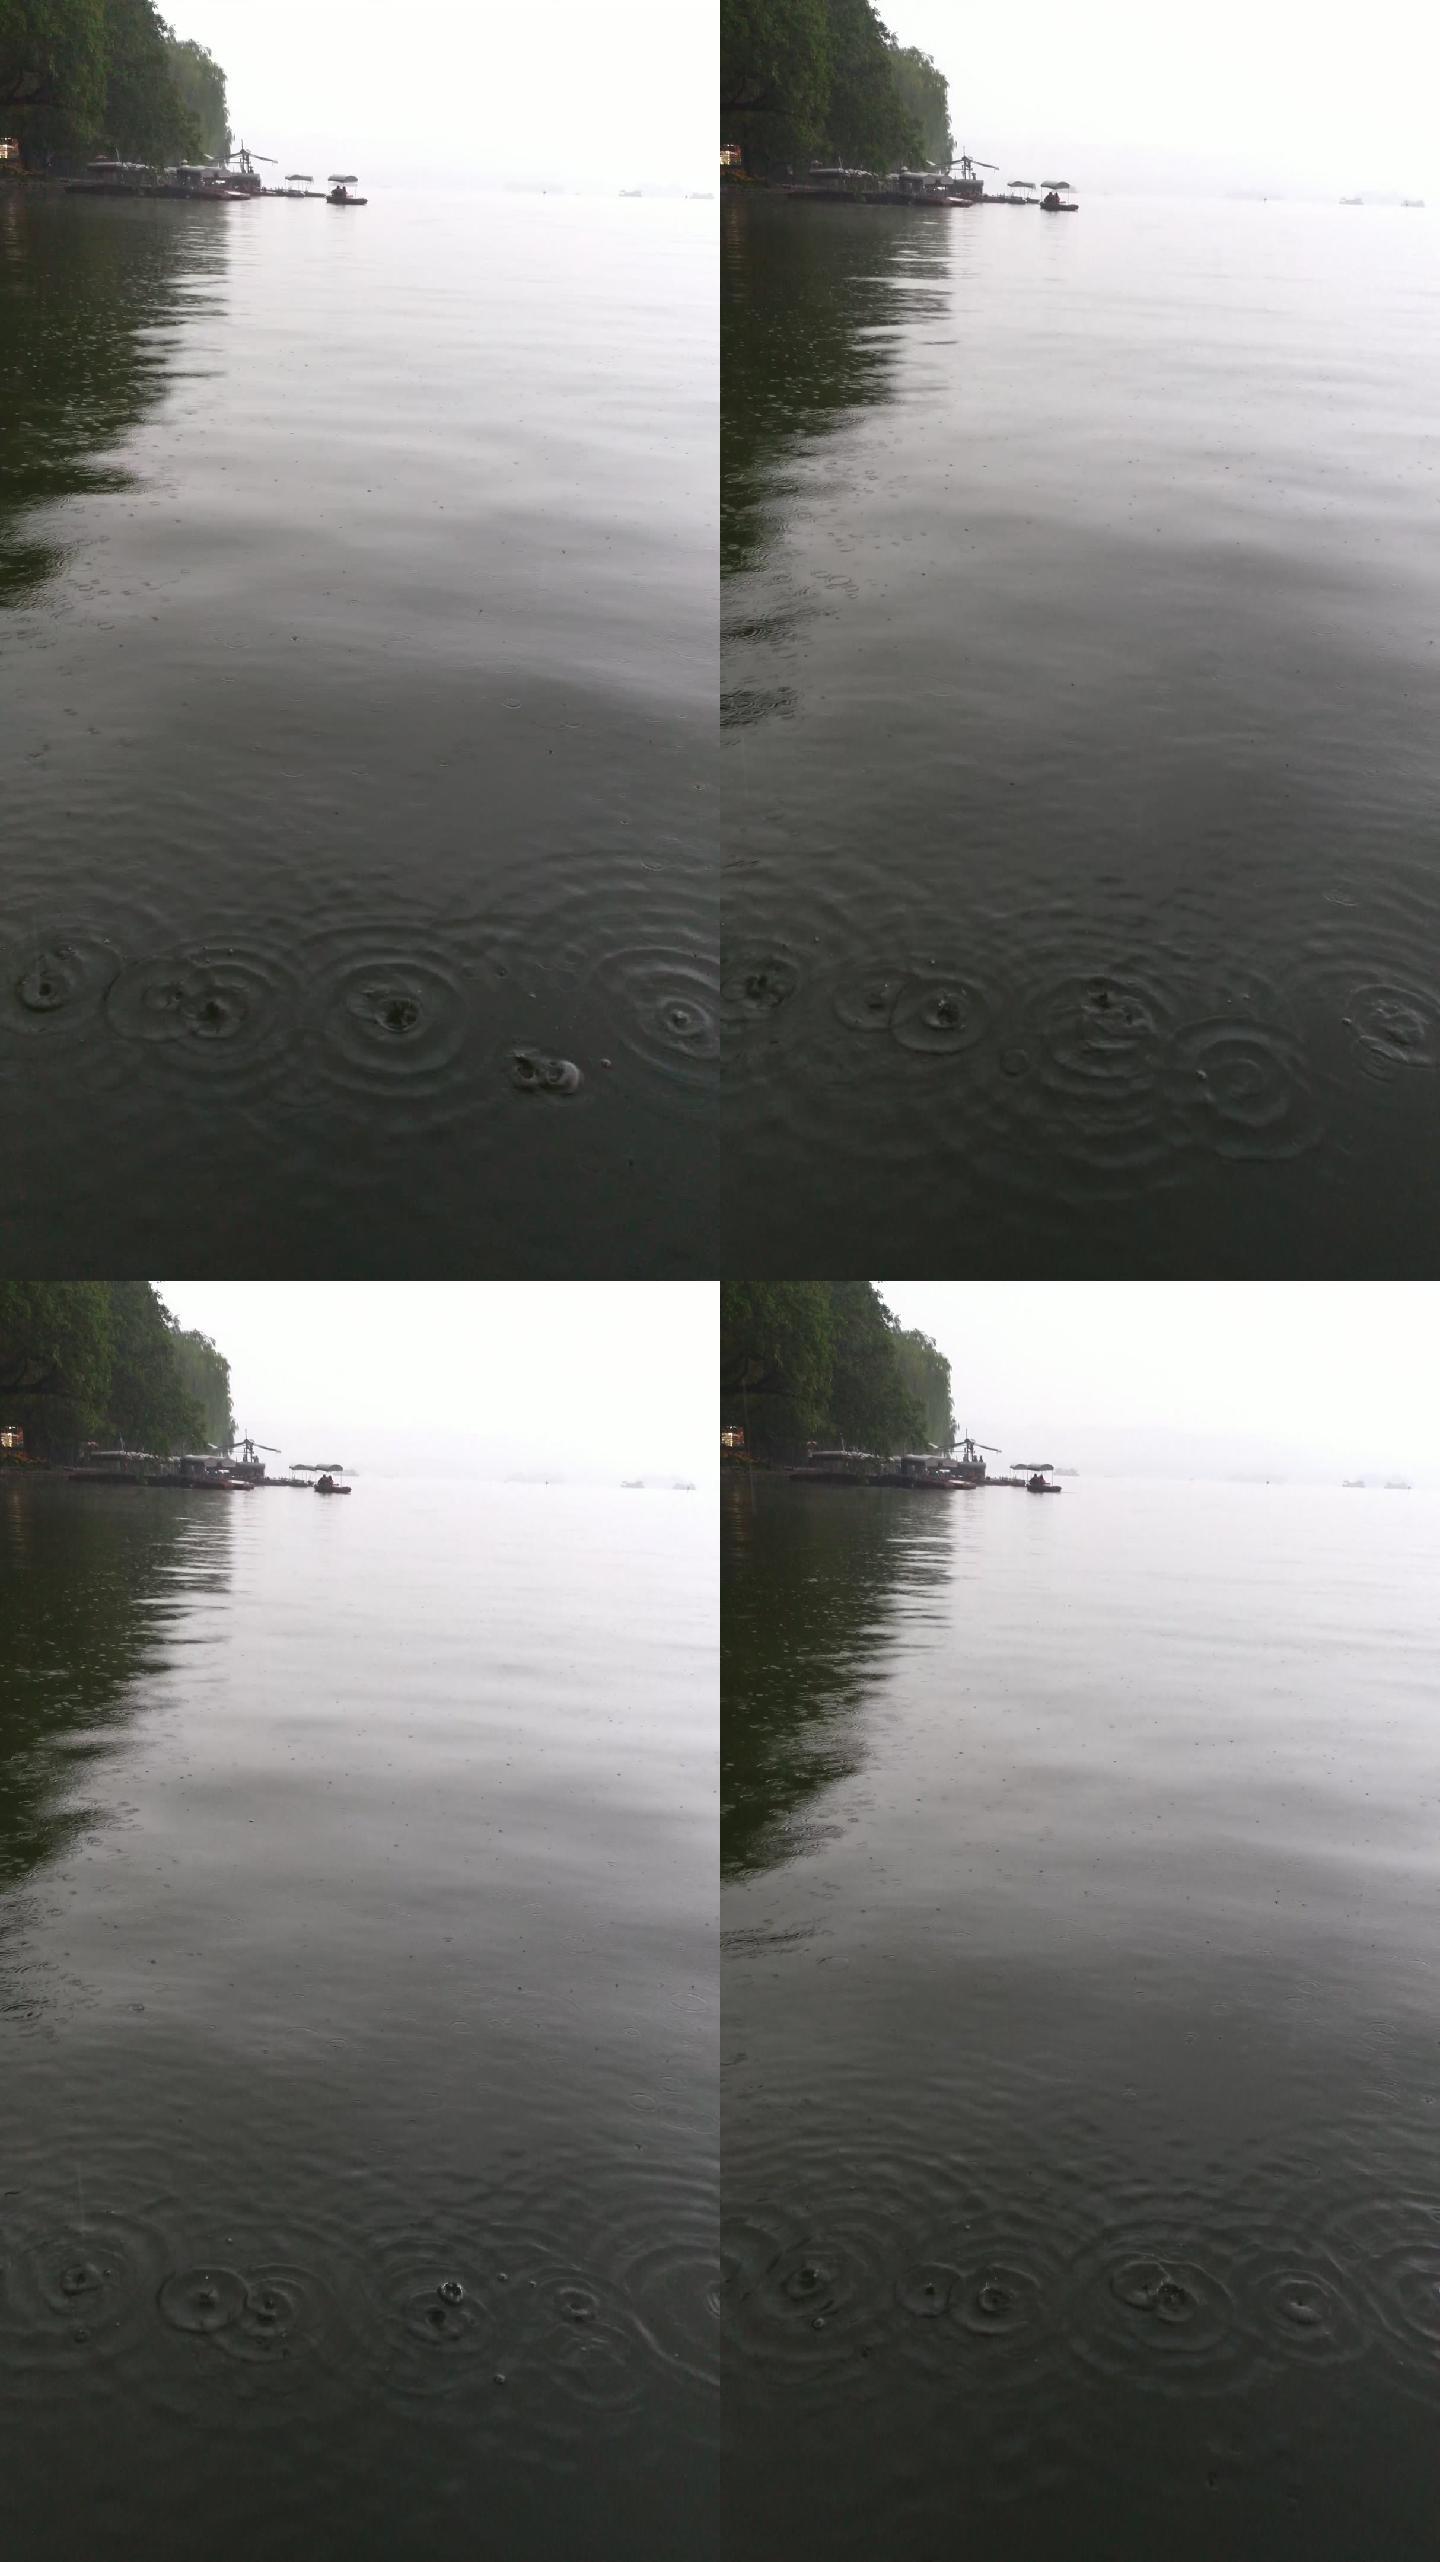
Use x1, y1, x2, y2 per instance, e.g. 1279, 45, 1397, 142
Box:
721, 904, 1350, 1199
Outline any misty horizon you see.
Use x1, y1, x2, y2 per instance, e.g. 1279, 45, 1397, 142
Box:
879, 1282, 1440, 1487
168, 0, 714, 193
886, 0, 1440, 199
157, 1283, 716, 1487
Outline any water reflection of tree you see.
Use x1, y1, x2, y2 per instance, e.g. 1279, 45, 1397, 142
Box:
722, 1474, 946, 1878
721, 194, 947, 580
0, 193, 226, 605
0, 1482, 231, 1895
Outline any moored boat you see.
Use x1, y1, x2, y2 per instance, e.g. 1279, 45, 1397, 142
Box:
67, 160, 157, 196
867, 1453, 965, 1489
68, 1447, 151, 1482
875, 168, 952, 206
789, 1447, 874, 1482
68, 1447, 243, 1487
784, 165, 878, 201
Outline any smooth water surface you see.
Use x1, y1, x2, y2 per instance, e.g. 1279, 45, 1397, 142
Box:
723, 1476, 1440, 2557
1, 189, 716, 1273
0, 1475, 716, 2558
722, 197, 1440, 1273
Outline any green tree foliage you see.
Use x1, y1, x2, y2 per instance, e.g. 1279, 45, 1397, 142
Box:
0, 0, 219, 162
0, 1282, 220, 1459
891, 1324, 954, 1449
169, 1323, 233, 1445
722, 1280, 948, 1460
0, 1282, 114, 1454
823, 0, 916, 171
722, 0, 938, 176
722, 1280, 835, 1446
163, 29, 225, 157
889, 43, 951, 167
722, 0, 832, 173
722, 0, 831, 125
103, 1280, 202, 1449
1, 0, 105, 118
101, 0, 191, 158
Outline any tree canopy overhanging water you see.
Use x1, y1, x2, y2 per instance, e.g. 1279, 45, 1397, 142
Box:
0, 1280, 232, 1457
722, 1279, 953, 1459
1, 0, 229, 165
721, 0, 951, 178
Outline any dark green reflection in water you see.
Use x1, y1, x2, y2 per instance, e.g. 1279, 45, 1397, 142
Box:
0, 195, 224, 605
721, 195, 940, 583
724, 1478, 1440, 2560
0, 1480, 229, 1896
0, 1479, 716, 2558
721, 1475, 946, 1877
721, 195, 1440, 1276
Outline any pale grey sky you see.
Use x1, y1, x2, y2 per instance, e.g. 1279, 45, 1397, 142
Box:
174, 0, 713, 189
158, 1282, 715, 1482
881, 1282, 1440, 1482
893, 0, 1438, 196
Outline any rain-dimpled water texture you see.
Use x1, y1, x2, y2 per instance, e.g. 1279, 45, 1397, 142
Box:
723, 194, 1440, 1273
0, 190, 715, 1273
0, 877, 719, 1263
723, 1475, 1440, 2557
0, 1476, 716, 2557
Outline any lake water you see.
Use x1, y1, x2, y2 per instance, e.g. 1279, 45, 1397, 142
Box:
722, 197, 1440, 1275
0, 189, 716, 1275
0, 1474, 716, 2559
723, 1474, 1440, 2558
